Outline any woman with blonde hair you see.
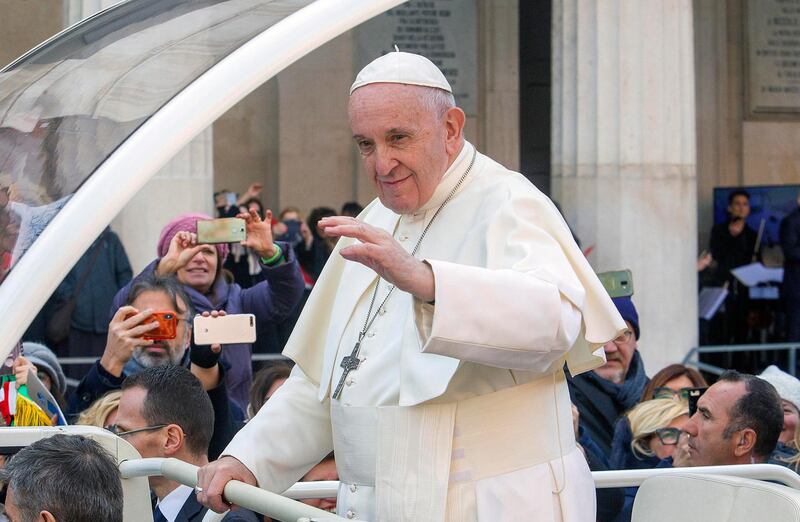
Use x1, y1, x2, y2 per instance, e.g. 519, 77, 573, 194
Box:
610, 397, 689, 470
759, 365, 800, 470
75, 390, 121, 428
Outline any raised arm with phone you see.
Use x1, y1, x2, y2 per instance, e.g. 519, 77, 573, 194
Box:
109, 208, 305, 411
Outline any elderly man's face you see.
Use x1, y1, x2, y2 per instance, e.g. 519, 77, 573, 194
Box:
130, 290, 190, 369
594, 321, 637, 384
682, 380, 747, 466
348, 84, 458, 214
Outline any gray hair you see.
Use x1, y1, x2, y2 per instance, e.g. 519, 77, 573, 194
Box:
126, 273, 194, 318
417, 86, 456, 118
0, 434, 123, 522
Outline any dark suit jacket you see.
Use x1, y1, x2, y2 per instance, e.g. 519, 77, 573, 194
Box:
171, 494, 261, 522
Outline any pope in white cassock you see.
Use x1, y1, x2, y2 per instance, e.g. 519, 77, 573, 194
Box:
197, 52, 626, 522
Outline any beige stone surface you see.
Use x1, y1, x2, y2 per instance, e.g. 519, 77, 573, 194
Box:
0, 0, 62, 68
743, 122, 800, 184
552, 0, 698, 374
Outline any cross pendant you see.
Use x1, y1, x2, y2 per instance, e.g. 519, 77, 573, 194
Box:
332, 340, 362, 400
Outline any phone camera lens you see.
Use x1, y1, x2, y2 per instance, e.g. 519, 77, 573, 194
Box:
165, 313, 174, 320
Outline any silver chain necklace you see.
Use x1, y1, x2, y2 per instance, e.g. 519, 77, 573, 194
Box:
332, 147, 477, 400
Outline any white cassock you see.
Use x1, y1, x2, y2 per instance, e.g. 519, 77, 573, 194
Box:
224, 141, 626, 522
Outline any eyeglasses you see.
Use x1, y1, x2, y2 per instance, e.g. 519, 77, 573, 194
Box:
612, 330, 633, 345
653, 387, 693, 400
653, 427, 683, 445
106, 424, 168, 437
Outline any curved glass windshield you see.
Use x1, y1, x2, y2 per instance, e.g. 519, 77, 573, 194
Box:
0, 0, 311, 285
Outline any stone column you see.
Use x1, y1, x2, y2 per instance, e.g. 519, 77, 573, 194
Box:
552, 0, 697, 374
66, 0, 214, 272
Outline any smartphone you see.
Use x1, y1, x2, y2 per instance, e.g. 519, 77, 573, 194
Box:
197, 218, 246, 244
597, 269, 634, 298
193, 314, 256, 345
687, 387, 708, 417
125, 311, 178, 340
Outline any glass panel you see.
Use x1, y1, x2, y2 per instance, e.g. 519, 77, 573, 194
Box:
0, 0, 311, 285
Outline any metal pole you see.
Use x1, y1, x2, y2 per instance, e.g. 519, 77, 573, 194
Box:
120, 458, 347, 521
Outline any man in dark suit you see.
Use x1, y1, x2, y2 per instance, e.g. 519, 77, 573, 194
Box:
782, 191, 800, 343
114, 365, 258, 521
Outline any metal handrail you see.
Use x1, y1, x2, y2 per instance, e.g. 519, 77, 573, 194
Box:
592, 464, 800, 489
280, 464, 800, 500
683, 342, 800, 376
119, 458, 345, 522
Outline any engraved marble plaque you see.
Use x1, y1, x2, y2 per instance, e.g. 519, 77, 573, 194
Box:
356, 0, 478, 116
747, 0, 800, 114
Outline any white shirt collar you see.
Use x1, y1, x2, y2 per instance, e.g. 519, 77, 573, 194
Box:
414, 140, 476, 214
155, 484, 194, 522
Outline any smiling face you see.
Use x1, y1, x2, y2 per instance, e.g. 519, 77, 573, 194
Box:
176, 245, 217, 294
348, 83, 464, 214
780, 399, 799, 444
129, 290, 190, 368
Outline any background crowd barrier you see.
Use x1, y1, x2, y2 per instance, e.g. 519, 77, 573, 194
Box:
683, 342, 800, 376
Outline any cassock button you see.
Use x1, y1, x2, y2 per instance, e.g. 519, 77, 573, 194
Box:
346, 509, 357, 519
349, 484, 358, 493
367, 331, 375, 338
378, 307, 386, 316
346, 378, 355, 386
399, 234, 409, 242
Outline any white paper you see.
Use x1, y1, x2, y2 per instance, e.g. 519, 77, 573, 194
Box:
730, 262, 784, 287
25, 370, 67, 425
699, 287, 729, 320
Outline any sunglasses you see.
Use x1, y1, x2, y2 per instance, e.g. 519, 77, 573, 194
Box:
106, 424, 168, 437
653, 387, 693, 400
653, 427, 683, 445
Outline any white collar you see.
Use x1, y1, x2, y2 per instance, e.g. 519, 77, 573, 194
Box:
414, 141, 476, 214
155, 484, 194, 522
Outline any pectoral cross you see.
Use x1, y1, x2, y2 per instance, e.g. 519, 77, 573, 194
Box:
332, 333, 364, 400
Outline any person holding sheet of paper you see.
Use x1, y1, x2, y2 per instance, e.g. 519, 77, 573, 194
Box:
709, 189, 758, 344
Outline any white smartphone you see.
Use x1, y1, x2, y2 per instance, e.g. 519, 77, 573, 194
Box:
193, 314, 256, 345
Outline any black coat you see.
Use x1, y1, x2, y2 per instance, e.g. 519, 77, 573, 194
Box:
163, 494, 260, 522
567, 352, 649, 457
782, 207, 800, 299
709, 220, 758, 285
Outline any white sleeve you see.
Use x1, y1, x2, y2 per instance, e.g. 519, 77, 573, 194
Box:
222, 365, 333, 493
414, 265, 582, 372
413, 193, 585, 373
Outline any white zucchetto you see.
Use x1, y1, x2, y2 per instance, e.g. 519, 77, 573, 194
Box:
350, 51, 452, 95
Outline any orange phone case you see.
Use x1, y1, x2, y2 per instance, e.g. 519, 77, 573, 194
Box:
126, 311, 178, 340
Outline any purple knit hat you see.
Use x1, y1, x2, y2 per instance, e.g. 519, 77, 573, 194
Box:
157, 213, 230, 264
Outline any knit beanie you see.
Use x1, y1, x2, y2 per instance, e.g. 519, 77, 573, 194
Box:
759, 365, 800, 410
157, 213, 229, 265
21, 342, 66, 397
611, 296, 640, 340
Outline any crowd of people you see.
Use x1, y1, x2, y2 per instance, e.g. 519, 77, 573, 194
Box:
2, 50, 800, 522
570, 293, 800, 521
